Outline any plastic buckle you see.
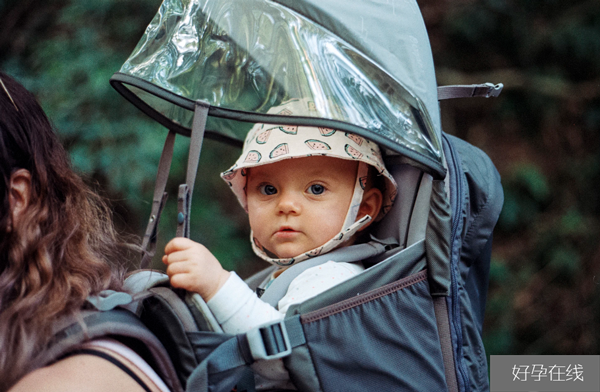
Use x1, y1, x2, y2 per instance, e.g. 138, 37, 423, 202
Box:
246, 320, 292, 361
482, 82, 504, 98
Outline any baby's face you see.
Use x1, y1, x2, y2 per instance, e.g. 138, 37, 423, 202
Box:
246, 156, 358, 259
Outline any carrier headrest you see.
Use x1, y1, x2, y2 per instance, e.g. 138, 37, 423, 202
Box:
372, 158, 433, 249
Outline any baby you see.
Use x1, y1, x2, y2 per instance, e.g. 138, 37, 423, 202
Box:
162, 99, 397, 388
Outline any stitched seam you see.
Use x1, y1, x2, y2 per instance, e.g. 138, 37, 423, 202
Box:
300, 270, 428, 324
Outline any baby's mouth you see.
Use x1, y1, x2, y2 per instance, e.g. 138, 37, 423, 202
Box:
274, 226, 299, 237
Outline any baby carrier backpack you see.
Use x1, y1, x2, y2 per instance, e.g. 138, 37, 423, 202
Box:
44, 1, 504, 391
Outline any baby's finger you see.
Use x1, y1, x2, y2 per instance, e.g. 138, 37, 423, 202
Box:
163, 247, 195, 265
169, 274, 193, 291
169, 273, 196, 291
165, 259, 190, 278
164, 237, 195, 255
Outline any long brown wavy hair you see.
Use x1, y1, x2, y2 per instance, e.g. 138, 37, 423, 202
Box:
0, 72, 132, 390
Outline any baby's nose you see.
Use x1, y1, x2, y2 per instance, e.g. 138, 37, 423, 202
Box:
277, 191, 301, 214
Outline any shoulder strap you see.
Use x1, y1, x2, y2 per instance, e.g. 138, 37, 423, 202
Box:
259, 239, 394, 307
71, 345, 162, 392
46, 309, 184, 392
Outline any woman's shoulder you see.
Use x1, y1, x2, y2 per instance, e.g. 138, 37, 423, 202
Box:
9, 353, 148, 392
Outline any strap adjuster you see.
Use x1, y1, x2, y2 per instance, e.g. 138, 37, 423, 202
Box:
246, 321, 292, 361
476, 82, 504, 98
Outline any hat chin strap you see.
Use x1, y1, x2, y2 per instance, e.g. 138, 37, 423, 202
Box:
251, 162, 371, 267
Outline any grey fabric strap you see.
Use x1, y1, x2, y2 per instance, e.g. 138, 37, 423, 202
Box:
176, 100, 209, 238
437, 83, 503, 100
425, 179, 452, 296
176, 184, 190, 238
245, 266, 278, 292
140, 130, 176, 269
433, 297, 459, 392
187, 101, 210, 194
259, 240, 391, 307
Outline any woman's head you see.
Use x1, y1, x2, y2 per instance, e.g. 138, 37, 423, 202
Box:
0, 72, 128, 389
0, 72, 54, 237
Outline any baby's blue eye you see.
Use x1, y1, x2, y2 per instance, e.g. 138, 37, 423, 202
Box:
308, 184, 325, 195
260, 184, 278, 195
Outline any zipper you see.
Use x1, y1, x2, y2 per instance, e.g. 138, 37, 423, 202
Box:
443, 133, 471, 392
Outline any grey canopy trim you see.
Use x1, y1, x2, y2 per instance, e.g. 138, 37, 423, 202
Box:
110, 73, 243, 147
110, 73, 447, 180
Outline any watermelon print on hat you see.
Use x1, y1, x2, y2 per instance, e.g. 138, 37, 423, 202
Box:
346, 132, 364, 146
256, 129, 272, 144
305, 139, 331, 150
269, 143, 289, 158
279, 125, 298, 135
345, 144, 363, 159
319, 127, 336, 136
244, 150, 262, 163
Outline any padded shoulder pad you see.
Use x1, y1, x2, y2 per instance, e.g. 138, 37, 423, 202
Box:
46, 309, 184, 392
444, 133, 504, 264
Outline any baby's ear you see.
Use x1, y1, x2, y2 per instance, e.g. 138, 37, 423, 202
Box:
356, 187, 383, 231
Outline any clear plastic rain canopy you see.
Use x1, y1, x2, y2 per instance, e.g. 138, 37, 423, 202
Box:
110, 0, 445, 177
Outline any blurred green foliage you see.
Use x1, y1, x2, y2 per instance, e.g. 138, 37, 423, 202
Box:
0, 0, 260, 276
1, 0, 599, 365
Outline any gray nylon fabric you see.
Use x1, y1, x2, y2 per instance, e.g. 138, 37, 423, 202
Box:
259, 240, 389, 307
185, 335, 246, 392
285, 344, 323, 392
443, 133, 503, 392
425, 179, 452, 296
287, 239, 426, 316
448, 135, 504, 286
372, 160, 432, 249
295, 275, 448, 391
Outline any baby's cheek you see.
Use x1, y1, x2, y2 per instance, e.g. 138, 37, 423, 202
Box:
311, 209, 345, 241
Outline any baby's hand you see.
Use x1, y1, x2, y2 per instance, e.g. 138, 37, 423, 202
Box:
162, 237, 230, 301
